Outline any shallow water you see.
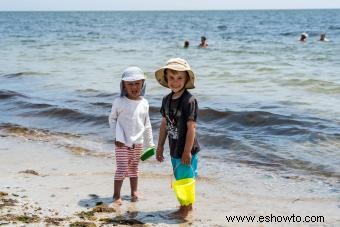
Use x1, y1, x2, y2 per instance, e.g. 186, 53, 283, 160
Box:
0, 10, 340, 187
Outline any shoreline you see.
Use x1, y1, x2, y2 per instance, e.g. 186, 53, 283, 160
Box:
0, 135, 339, 226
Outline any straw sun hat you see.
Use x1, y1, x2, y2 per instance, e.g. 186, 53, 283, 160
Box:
155, 58, 196, 89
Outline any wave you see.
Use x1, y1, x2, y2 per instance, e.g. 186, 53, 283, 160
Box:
277, 79, 340, 94
280, 32, 293, 36
1, 88, 338, 143
328, 25, 340, 30
2, 73, 24, 78
217, 25, 227, 30
199, 133, 340, 180
20, 39, 36, 43
0, 90, 27, 99
3, 90, 338, 140
2, 71, 49, 78
76, 89, 115, 98
87, 31, 100, 36
32, 107, 107, 124
149, 106, 161, 114
256, 67, 278, 72
1, 94, 108, 125
199, 108, 304, 127
0, 123, 112, 158
198, 108, 340, 143
280, 78, 335, 86
1, 112, 339, 180
89, 102, 112, 109
0, 123, 77, 139
235, 152, 340, 179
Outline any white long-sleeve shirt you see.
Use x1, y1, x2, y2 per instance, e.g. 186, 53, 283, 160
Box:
108, 96, 154, 148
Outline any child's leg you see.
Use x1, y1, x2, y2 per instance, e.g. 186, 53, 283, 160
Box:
170, 154, 197, 218
114, 145, 129, 204
129, 177, 138, 202
126, 144, 142, 202
169, 205, 192, 218
113, 180, 123, 204
178, 205, 192, 217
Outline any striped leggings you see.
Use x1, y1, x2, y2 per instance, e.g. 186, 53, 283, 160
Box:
114, 144, 142, 181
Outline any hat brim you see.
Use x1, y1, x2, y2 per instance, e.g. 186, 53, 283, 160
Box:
121, 74, 145, 81
155, 66, 195, 89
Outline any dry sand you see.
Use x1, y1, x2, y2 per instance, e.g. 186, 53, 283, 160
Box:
0, 135, 339, 226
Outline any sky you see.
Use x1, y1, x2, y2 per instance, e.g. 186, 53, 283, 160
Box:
1, 0, 340, 11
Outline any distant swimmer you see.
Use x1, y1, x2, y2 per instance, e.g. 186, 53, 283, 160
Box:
184, 40, 189, 48
319, 33, 329, 42
198, 36, 208, 48
299, 32, 308, 42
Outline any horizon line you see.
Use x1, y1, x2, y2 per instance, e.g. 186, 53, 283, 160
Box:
1, 8, 340, 12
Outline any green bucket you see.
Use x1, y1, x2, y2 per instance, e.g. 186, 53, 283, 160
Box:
140, 147, 155, 161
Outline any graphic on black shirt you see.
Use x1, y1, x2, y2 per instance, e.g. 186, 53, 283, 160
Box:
166, 95, 183, 140
166, 116, 179, 139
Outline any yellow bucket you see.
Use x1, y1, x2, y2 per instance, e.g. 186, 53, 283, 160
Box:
172, 178, 195, 206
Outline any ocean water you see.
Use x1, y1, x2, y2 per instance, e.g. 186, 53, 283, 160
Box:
0, 10, 340, 188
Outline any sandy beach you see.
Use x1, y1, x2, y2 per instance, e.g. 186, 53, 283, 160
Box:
1, 8, 340, 227
0, 133, 339, 227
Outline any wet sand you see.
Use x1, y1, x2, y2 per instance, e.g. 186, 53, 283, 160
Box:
0, 135, 339, 226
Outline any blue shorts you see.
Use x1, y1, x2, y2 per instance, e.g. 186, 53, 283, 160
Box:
171, 154, 198, 180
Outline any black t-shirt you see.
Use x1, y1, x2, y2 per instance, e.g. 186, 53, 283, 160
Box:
160, 90, 200, 158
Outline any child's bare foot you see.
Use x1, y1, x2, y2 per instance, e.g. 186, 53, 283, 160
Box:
131, 192, 139, 202
113, 196, 122, 205
178, 206, 190, 218
169, 205, 192, 219
131, 195, 138, 202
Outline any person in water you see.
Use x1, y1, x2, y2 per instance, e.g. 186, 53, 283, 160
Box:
299, 32, 308, 42
198, 36, 208, 48
184, 40, 189, 48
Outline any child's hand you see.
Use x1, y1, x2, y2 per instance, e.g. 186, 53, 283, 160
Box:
114, 141, 125, 147
156, 146, 164, 162
181, 151, 192, 165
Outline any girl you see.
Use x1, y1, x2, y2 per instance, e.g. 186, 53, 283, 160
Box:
109, 66, 154, 204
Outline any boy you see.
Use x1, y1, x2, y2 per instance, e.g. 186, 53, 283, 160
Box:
155, 58, 200, 218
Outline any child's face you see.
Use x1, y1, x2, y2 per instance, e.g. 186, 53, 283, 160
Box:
123, 79, 144, 100
165, 69, 188, 94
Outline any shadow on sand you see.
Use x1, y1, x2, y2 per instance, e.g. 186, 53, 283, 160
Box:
78, 193, 112, 207
78, 194, 189, 225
